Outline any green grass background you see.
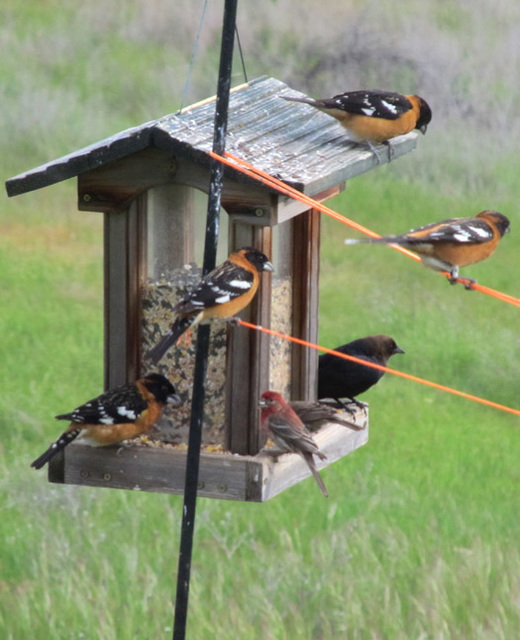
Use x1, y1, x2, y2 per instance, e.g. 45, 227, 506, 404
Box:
1, 1, 519, 638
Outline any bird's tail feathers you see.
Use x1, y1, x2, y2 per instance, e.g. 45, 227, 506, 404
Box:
281, 95, 319, 107
303, 452, 328, 498
146, 317, 194, 364
315, 449, 327, 461
331, 415, 364, 430
344, 237, 401, 245
30, 429, 80, 470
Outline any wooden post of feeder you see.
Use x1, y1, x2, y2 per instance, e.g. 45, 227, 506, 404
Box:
291, 207, 321, 399
225, 218, 273, 456
78, 148, 195, 389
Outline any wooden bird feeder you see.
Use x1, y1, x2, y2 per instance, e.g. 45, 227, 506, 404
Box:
6, 76, 420, 501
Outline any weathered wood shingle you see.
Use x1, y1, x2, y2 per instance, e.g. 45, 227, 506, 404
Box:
6, 76, 418, 198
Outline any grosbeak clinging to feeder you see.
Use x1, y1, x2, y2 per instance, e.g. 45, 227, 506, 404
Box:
260, 391, 329, 498
281, 89, 431, 159
344, 210, 510, 286
146, 247, 274, 364
318, 335, 404, 408
31, 373, 181, 469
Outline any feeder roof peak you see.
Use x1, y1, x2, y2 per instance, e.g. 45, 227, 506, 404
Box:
6, 76, 418, 198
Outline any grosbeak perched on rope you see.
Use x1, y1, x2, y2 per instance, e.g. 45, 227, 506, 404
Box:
290, 401, 365, 432
344, 210, 510, 286
146, 247, 274, 364
318, 335, 404, 408
281, 89, 431, 159
260, 391, 329, 498
31, 373, 181, 470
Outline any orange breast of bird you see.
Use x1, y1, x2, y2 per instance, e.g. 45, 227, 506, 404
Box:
73, 381, 165, 446
339, 110, 419, 143
431, 241, 500, 268
74, 419, 152, 445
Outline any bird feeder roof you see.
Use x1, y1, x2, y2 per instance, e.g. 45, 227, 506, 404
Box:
6, 76, 418, 198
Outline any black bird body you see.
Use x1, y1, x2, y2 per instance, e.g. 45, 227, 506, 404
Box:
318, 335, 404, 403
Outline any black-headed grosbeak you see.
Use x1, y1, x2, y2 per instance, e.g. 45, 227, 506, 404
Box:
146, 247, 274, 364
31, 373, 181, 469
345, 210, 510, 285
282, 89, 432, 156
318, 335, 404, 408
290, 401, 364, 432
260, 391, 328, 498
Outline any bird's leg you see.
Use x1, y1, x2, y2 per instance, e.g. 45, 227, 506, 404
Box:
115, 443, 132, 455
447, 266, 476, 289
261, 447, 286, 461
333, 397, 367, 416
365, 141, 382, 164
383, 139, 395, 161
332, 397, 350, 410
447, 266, 460, 285
226, 316, 241, 327
348, 397, 368, 411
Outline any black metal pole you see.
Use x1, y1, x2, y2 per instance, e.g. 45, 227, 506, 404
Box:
172, 2, 238, 639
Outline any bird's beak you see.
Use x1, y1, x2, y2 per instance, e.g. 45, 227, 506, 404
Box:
168, 393, 182, 407
419, 124, 428, 135
394, 345, 405, 355
258, 398, 268, 408
263, 261, 275, 273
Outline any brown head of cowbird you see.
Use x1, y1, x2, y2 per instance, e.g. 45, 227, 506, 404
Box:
318, 335, 404, 407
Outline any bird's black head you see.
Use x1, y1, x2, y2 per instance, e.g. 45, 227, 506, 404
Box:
414, 96, 432, 134
478, 211, 511, 237
142, 373, 181, 406
241, 247, 275, 273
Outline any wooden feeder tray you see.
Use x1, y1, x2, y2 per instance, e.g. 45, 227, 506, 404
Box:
48, 407, 368, 502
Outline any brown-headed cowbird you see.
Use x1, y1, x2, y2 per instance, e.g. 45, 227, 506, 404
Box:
318, 335, 404, 407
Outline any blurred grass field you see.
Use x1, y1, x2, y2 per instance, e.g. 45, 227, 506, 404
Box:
1, 1, 519, 639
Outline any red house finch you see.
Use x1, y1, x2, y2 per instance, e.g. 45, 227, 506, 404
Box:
260, 390, 328, 498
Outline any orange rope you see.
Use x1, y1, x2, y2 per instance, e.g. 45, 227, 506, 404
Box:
237, 319, 520, 417
209, 151, 520, 308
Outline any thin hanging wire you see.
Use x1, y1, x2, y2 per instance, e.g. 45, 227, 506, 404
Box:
235, 25, 248, 82
179, 0, 210, 112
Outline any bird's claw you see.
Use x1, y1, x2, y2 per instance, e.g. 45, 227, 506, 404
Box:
448, 276, 477, 290
334, 397, 367, 416
365, 141, 382, 165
